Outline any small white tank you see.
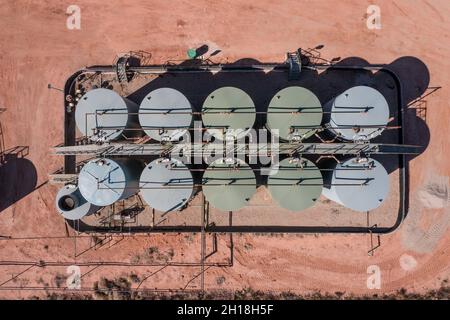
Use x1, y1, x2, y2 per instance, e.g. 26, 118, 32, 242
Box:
55, 185, 100, 220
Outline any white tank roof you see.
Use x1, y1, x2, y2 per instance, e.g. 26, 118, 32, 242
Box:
139, 158, 194, 212
75, 88, 130, 142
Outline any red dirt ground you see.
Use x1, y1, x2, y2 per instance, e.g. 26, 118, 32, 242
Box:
0, 0, 449, 299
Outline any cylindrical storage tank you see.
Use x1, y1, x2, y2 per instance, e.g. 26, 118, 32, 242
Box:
267, 87, 322, 141
78, 158, 142, 206
322, 157, 389, 212
75, 88, 139, 142
202, 87, 255, 140
55, 185, 100, 220
324, 86, 389, 141
139, 158, 194, 212
267, 157, 323, 211
139, 88, 193, 142
202, 158, 256, 211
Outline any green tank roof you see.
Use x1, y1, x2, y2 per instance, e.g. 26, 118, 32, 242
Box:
267, 157, 323, 211
267, 86, 322, 141
202, 158, 256, 211
202, 87, 256, 140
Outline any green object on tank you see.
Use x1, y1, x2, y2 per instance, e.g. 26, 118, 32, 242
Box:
267, 157, 323, 211
202, 159, 256, 211
187, 48, 197, 59
267, 86, 322, 141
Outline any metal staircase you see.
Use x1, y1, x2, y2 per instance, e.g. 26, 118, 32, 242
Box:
287, 50, 302, 80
